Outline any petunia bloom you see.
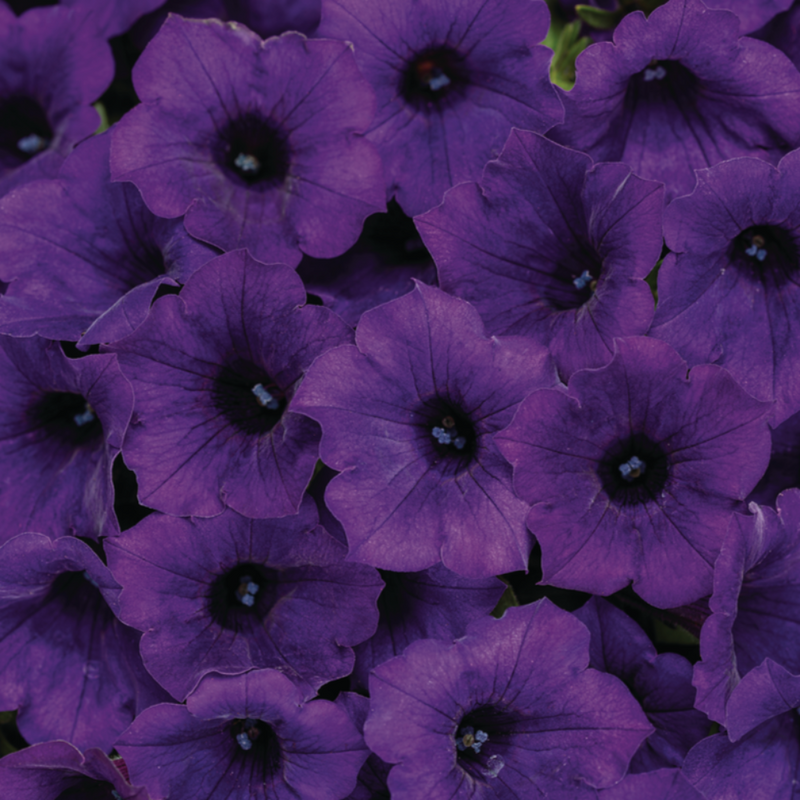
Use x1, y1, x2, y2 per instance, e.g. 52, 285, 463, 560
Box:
0, 4, 112, 197
0, 336, 132, 542
109, 249, 353, 519
111, 15, 385, 267
693, 491, 800, 740
548, 0, 800, 201
0, 740, 150, 800
105, 499, 382, 701
496, 336, 771, 608
316, 0, 563, 215
650, 152, 800, 427
417, 130, 663, 380
0, 132, 217, 346
365, 599, 653, 799
0, 533, 168, 752
116, 669, 368, 800
292, 281, 558, 578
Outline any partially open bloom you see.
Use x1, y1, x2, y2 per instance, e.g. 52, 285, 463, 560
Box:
111, 15, 385, 266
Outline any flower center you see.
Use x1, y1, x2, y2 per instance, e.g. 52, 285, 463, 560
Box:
218, 112, 290, 188
211, 362, 287, 435
28, 392, 103, 448
456, 725, 489, 753
417, 397, 478, 473
208, 562, 280, 631
455, 706, 518, 781
599, 434, 669, 506
230, 717, 281, 775
402, 47, 467, 108
0, 96, 53, 167
54, 779, 122, 800
733, 225, 799, 284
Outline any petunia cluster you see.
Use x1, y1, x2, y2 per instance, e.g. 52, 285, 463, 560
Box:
2, 0, 800, 797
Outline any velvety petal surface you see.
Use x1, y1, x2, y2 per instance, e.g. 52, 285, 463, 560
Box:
293, 281, 558, 578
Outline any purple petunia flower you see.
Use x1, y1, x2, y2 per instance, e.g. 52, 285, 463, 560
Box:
0, 533, 169, 752
292, 281, 558, 578
105, 499, 382, 701
116, 669, 368, 800
496, 336, 772, 608
548, 0, 800, 202
417, 130, 663, 380
0, 336, 132, 542
0, 740, 150, 800
0, 4, 113, 197
109, 250, 353, 519
0, 132, 217, 346
683, 712, 800, 799
693, 491, 800, 740
316, 0, 563, 215
111, 15, 385, 267
650, 152, 800, 427
351, 563, 505, 692
574, 597, 708, 773
365, 600, 652, 799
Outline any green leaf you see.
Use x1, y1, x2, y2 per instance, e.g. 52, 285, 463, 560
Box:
491, 584, 520, 618
574, 5, 622, 30
653, 619, 700, 646
93, 102, 110, 135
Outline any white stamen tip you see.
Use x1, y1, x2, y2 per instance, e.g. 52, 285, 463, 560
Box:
432, 426, 452, 445
453, 436, 466, 450
429, 71, 451, 91
235, 152, 261, 174
236, 732, 253, 750
73, 408, 95, 427
619, 455, 646, 481
745, 244, 758, 256
246, 582, 259, 595
17, 133, 48, 154
573, 270, 592, 290
241, 593, 255, 607
756, 249, 767, 261
111, 792, 122, 800
482, 755, 505, 779
252, 383, 279, 408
